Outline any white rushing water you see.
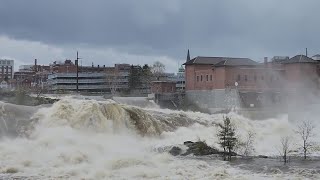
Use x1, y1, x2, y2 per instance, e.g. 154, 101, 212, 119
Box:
0, 97, 320, 179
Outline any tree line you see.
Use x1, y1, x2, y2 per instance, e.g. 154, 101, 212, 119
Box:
128, 61, 165, 92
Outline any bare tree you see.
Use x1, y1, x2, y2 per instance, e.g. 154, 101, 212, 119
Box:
278, 136, 291, 164
242, 131, 256, 157
297, 120, 315, 160
152, 61, 165, 80
106, 72, 118, 95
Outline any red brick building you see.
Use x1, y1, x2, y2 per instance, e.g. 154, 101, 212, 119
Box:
183, 53, 320, 113
184, 57, 284, 92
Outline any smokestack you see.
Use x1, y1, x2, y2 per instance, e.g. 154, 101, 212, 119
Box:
98, 65, 100, 69
306, 48, 308, 57
103, 65, 105, 68
264, 57, 268, 64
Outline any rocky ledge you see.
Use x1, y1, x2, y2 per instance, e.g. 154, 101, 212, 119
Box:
169, 141, 238, 157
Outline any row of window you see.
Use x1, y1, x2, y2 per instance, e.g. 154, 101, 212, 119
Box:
0, 76, 11, 79
0, 61, 12, 65
53, 82, 129, 85
237, 74, 279, 82
0, 70, 12, 73
196, 75, 213, 82
196, 74, 280, 83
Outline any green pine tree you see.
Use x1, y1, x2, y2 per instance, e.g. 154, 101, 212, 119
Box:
218, 116, 237, 161
128, 65, 142, 90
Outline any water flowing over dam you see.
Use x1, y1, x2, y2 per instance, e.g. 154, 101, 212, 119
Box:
0, 97, 320, 179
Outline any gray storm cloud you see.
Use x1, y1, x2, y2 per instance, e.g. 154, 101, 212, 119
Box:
0, 0, 320, 64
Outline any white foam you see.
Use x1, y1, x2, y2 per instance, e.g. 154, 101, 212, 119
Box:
0, 97, 319, 179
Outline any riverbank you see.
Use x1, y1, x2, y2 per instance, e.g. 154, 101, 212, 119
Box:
0, 91, 59, 106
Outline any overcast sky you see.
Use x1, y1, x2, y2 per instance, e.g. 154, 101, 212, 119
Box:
0, 0, 319, 72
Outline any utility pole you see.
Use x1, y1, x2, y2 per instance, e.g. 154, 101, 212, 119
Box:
75, 51, 81, 93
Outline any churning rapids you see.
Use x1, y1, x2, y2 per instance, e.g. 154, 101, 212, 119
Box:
0, 96, 320, 179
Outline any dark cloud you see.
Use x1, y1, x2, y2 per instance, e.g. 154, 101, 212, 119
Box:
0, 0, 320, 61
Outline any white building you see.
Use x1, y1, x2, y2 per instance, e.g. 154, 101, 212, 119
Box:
19, 65, 34, 72
176, 66, 185, 91
312, 54, 320, 61
0, 59, 14, 81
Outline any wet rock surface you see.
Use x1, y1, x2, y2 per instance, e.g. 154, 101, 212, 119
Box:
169, 146, 182, 156
169, 141, 221, 156
182, 141, 220, 156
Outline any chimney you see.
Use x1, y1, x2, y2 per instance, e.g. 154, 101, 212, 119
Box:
103, 65, 105, 68
264, 57, 268, 64
98, 65, 100, 68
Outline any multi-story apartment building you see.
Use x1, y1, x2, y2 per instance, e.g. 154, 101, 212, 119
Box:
0, 59, 14, 81
47, 61, 130, 93
48, 72, 108, 92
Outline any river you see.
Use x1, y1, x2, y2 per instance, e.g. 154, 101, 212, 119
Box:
0, 96, 319, 179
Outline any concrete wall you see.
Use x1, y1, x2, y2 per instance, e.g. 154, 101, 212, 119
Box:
186, 89, 240, 113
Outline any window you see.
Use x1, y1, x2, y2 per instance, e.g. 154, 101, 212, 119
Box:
197, 76, 199, 82
201, 75, 203, 81
245, 75, 248, 81
206, 75, 208, 81
210, 75, 212, 81
237, 74, 241, 81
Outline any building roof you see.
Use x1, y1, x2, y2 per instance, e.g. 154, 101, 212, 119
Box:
280, 55, 318, 64
214, 58, 258, 67
312, 54, 320, 57
183, 56, 258, 66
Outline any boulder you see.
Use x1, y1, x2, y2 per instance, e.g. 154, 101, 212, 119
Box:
169, 146, 182, 156
182, 141, 220, 156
